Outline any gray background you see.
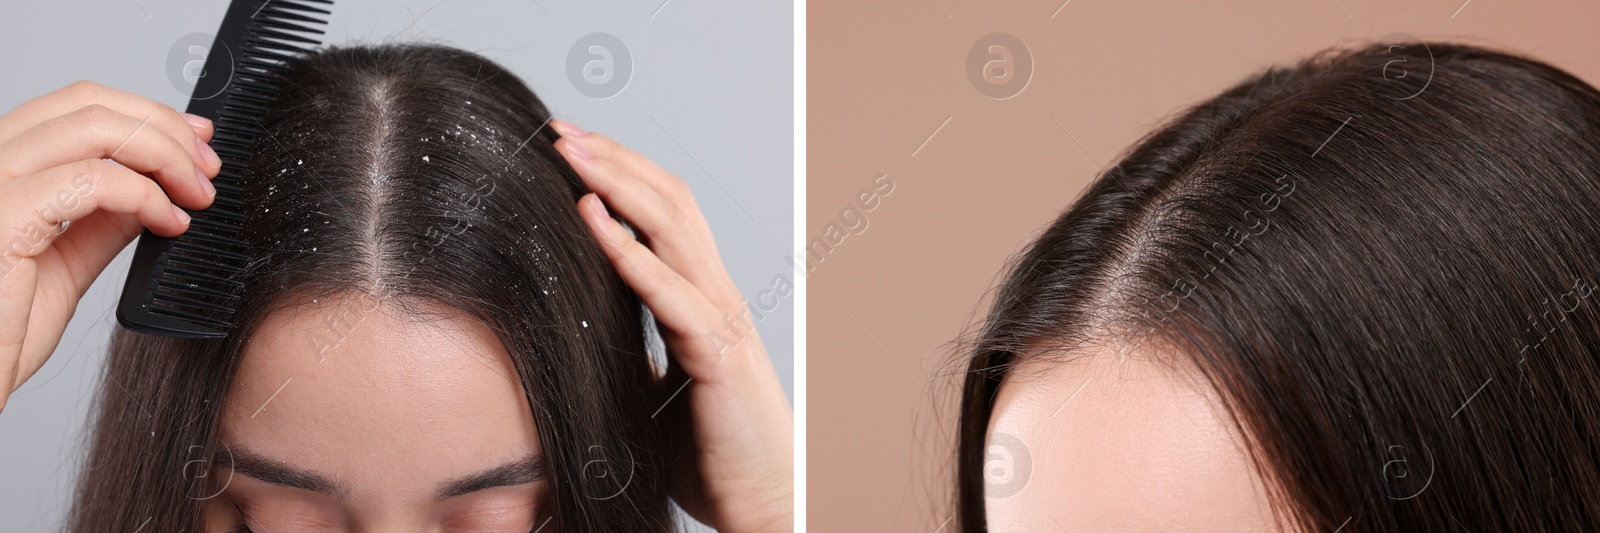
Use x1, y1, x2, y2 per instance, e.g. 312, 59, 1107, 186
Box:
0, 1, 792, 530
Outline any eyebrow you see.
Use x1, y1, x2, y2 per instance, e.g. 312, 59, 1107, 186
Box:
220, 446, 547, 502
434, 453, 548, 500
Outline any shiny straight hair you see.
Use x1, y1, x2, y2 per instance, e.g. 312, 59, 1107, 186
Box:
69, 44, 676, 532
957, 42, 1600, 531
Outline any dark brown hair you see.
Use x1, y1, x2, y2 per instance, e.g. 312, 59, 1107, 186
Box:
69, 44, 675, 531
957, 42, 1600, 530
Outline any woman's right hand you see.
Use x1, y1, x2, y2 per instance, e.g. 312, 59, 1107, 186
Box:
0, 81, 221, 413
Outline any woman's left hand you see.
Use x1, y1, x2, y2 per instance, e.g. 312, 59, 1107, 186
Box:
552, 119, 793, 532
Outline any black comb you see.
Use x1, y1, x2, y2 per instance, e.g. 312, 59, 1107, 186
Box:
116, 0, 332, 338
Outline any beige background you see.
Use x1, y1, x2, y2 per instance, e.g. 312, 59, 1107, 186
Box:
806, 0, 1600, 530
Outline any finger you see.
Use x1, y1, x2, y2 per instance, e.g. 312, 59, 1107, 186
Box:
0, 185, 156, 414
578, 193, 745, 376
555, 137, 715, 260
555, 133, 742, 309
0, 233, 38, 415
548, 122, 718, 251
43, 210, 141, 297
0, 335, 21, 411
552, 120, 696, 208
0, 105, 214, 210
8, 159, 192, 243
0, 81, 218, 173
0, 272, 25, 403
14, 211, 138, 390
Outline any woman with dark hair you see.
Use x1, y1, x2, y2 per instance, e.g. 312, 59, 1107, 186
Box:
959, 42, 1600, 531
0, 44, 791, 532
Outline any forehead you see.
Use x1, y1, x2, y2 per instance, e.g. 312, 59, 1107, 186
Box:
221, 295, 537, 498
984, 344, 1279, 531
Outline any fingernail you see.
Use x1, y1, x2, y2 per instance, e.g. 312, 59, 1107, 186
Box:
553, 119, 588, 138
180, 112, 211, 130
196, 137, 221, 168
173, 205, 191, 226
587, 195, 618, 240
197, 167, 216, 200
565, 138, 594, 159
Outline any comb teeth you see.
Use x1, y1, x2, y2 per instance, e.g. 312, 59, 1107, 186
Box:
116, 0, 332, 338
